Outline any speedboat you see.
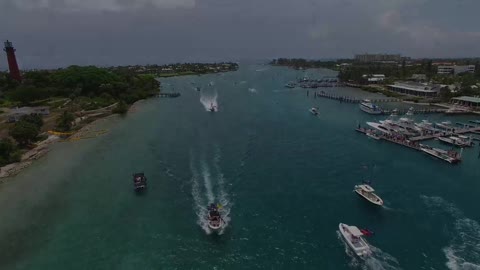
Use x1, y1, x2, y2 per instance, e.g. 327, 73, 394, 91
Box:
310, 107, 319, 115
209, 103, 217, 112
339, 223, 371, 257
132, 172, 147, 192
354, 184, 383, 206
359, 99, 382, 115
207, 203, 224, 231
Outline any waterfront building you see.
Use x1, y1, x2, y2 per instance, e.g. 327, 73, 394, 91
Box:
362, 74, 385, 83
451, 96, 480, 109
437, 65, 475, 75
387, 82, 440, 97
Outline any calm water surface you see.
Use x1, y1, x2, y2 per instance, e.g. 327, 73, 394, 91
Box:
1, 65, 480, 270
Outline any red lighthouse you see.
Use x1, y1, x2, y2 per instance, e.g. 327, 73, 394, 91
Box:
3, 40, 22, 82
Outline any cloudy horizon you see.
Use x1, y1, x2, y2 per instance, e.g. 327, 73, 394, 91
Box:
1, 0, 479, 69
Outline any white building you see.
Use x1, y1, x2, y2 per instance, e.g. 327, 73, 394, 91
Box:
388, 82, 440, 97
437, 65, 475, 75
362, 74, 385, 83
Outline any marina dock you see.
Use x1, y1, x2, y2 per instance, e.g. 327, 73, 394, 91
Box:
409, 126, 480, 141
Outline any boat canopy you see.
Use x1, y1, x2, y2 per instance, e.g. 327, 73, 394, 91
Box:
358, 184, 375, 192
347, 226, 364, 237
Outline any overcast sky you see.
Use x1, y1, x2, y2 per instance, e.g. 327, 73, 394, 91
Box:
1, 0, 479, 69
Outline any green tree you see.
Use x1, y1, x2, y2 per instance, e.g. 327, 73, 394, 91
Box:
56, 111, 75, 132
9, 121, 40, 146
20, 114, 43, 129
0, 138, 21, 166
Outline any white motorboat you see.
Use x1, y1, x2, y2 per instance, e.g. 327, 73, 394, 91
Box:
359, 100, 382, 115
366, 132, 380, 140
366, 122, 392, 134
438, 136, 472, 147
310, 107, 319, 115
419, 145, 461, 164
354, 184, 383, 206
435, 121, 455, 131
339, 223, 371, 257
207, 203, 224, 231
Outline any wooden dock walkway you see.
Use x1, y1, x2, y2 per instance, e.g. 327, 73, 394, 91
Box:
158, 92, 181, 98
408, 126, 480, 141
314, 92, 446, 115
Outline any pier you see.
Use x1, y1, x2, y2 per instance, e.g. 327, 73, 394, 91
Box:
409, 126, 480, 142
314, 91, 400, 103
158, 92, 181, 98
355, 127, 461, 164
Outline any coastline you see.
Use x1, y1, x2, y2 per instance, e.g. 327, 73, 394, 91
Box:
0, 99, 147, 180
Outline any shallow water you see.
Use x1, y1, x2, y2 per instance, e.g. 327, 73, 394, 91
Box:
1, 65, 480, 269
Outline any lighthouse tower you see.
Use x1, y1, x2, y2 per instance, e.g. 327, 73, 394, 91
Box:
3, 40, 22, 82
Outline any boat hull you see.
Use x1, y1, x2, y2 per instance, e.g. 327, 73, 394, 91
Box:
354, 189, 383, 206
338, 223, 371, 257
360, 105, 382, 115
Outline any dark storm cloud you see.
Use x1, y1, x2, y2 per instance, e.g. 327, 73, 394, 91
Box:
1, 0, 480, 69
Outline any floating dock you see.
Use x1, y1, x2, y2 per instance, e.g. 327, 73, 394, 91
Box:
409, 126, 480, 142
315, 91, 400, 103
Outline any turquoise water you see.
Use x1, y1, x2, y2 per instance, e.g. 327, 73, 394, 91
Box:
1, 65, 480, 269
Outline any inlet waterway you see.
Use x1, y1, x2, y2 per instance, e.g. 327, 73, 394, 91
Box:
1, 64, 480, 269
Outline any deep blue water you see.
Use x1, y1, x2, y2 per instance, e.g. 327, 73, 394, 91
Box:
0, 65, 480, 269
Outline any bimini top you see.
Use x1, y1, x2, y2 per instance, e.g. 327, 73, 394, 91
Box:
347, 226, 364, 237
358, 184, 375, 193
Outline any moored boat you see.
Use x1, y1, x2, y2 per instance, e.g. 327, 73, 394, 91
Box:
339, 223, 371, 257
419, 145, 461, 164
354, 184, 383, 206
366, 132, 380, 140
359, 99, 382, 115
207, 203, 224, 231
438, 135, 473, 147
133, 172, 147, 192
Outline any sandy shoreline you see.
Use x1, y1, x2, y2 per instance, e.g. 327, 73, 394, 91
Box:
0, 99, 147, 180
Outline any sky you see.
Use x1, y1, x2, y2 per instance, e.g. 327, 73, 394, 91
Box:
0, 0, 479, 69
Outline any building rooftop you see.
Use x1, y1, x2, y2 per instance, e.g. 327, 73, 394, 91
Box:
451, 96, 480, 104
388, 82, 439, 93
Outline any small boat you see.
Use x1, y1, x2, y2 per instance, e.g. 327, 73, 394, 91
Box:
285, 82, 296, 88
209, 103, 217, 112
207, 203, 224, 231
132, 172, 147, 192
195, 87, 201, 91
359, 99, 382, 115
339, 223, 371, 257
419, 144, 461, 164
438, 135, 473, 147
366, 132, 380, 140
354, 184, 383, 206
309, 107, 319, 115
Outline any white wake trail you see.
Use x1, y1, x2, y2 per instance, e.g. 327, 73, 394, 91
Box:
214, 146, 231, 234
190, 153, 211, 235
200, 90, 218, 111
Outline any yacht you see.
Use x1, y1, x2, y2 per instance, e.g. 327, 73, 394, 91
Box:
415, 120, 438, 132
366, 131, 380, 140
339, 223, 371, 257
310, 107, 319, 115
354, 184, 383, 206
420, 145, 461, 164
438, 136, 473, 147
366, 121, 392, 134
359, 99, 382, 115
207, 203, 224, 231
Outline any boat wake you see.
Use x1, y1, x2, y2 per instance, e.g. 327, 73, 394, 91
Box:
190, 149, 231, 235
337, 231, 402, 270
200, 90, 218, 112
422, 195, 480, 269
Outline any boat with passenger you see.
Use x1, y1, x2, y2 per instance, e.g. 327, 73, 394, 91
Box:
310, 107, 319, 115
359, 99, 382, 115
132, 172, 147, 192
354, 183, 383, 206
209, 103, 217, 112
207, 203, 224, 231
339, 223, 372, 257
420, 144, 461, 164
